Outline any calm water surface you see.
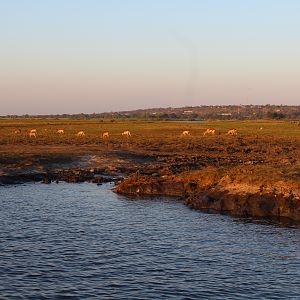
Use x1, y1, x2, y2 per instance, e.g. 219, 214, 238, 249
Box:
0, 183, 299, 299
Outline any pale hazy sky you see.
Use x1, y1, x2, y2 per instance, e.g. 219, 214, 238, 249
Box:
1, 0, 300, 115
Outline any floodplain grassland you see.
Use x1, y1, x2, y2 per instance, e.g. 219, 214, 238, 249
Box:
0, 118, 300, 186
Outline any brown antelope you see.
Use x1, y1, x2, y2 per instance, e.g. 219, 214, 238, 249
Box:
57, 129, 64, 134
28, 129, 37, 138
28, 131, 37, 138
227, 128, 237, 136
76, 131, 85, 137
122, 130, 131, 137
203, 128, 216, 136
181, 130, 190, 137
102, 131, 109, 139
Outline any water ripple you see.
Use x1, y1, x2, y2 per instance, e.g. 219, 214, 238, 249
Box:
0, 183, 299, 299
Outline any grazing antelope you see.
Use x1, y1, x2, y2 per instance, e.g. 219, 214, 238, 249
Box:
203, 128, 216, 136
122, 130, 131, 137
227, 128, 237, 136
181, 130, 190, 136
14, 128, 21, 134
57, 129, 64, 134
76, 131, 85, 137
102, 131, 109, 139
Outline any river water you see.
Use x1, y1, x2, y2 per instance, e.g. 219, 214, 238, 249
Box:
0, 183, 299, 299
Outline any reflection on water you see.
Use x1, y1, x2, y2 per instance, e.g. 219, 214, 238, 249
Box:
0, 183, 299, 299
234, 216, 300, 229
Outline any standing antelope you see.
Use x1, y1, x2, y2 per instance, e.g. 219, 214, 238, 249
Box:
122, 130, 131, 137
203, 128, 216, 136
102, 131, 109, 139
57, 129, 64, 134
227, 128, 237, 136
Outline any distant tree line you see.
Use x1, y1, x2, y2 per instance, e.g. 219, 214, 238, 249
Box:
2, 105, 300, 120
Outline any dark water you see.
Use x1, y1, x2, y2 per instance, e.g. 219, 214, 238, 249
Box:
0, 183, 299, 299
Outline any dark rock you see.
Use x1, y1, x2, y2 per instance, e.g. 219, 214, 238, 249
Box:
92, 176, 104, 184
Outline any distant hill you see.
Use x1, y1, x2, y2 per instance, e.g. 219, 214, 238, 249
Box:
2, 105, 300, 120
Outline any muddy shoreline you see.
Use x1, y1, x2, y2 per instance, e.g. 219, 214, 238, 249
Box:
115, 173, 300, 222
1, 149, 299, 222
0, 149, 143, 185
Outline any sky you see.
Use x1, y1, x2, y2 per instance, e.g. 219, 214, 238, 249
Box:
1, 0, 300, 115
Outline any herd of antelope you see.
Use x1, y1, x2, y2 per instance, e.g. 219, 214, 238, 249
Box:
14, 127, 238, 139
13, 128, 133, 139
181, 128, 237, 137
10, 121, 299, 140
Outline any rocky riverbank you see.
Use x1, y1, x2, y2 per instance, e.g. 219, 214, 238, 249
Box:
114, 168, 300, 222
1, 148, 300, 222
0, 167, 121, 185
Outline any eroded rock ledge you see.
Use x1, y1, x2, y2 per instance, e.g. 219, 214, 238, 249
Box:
114, 170, 300, 222
1, 147, 299, 222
